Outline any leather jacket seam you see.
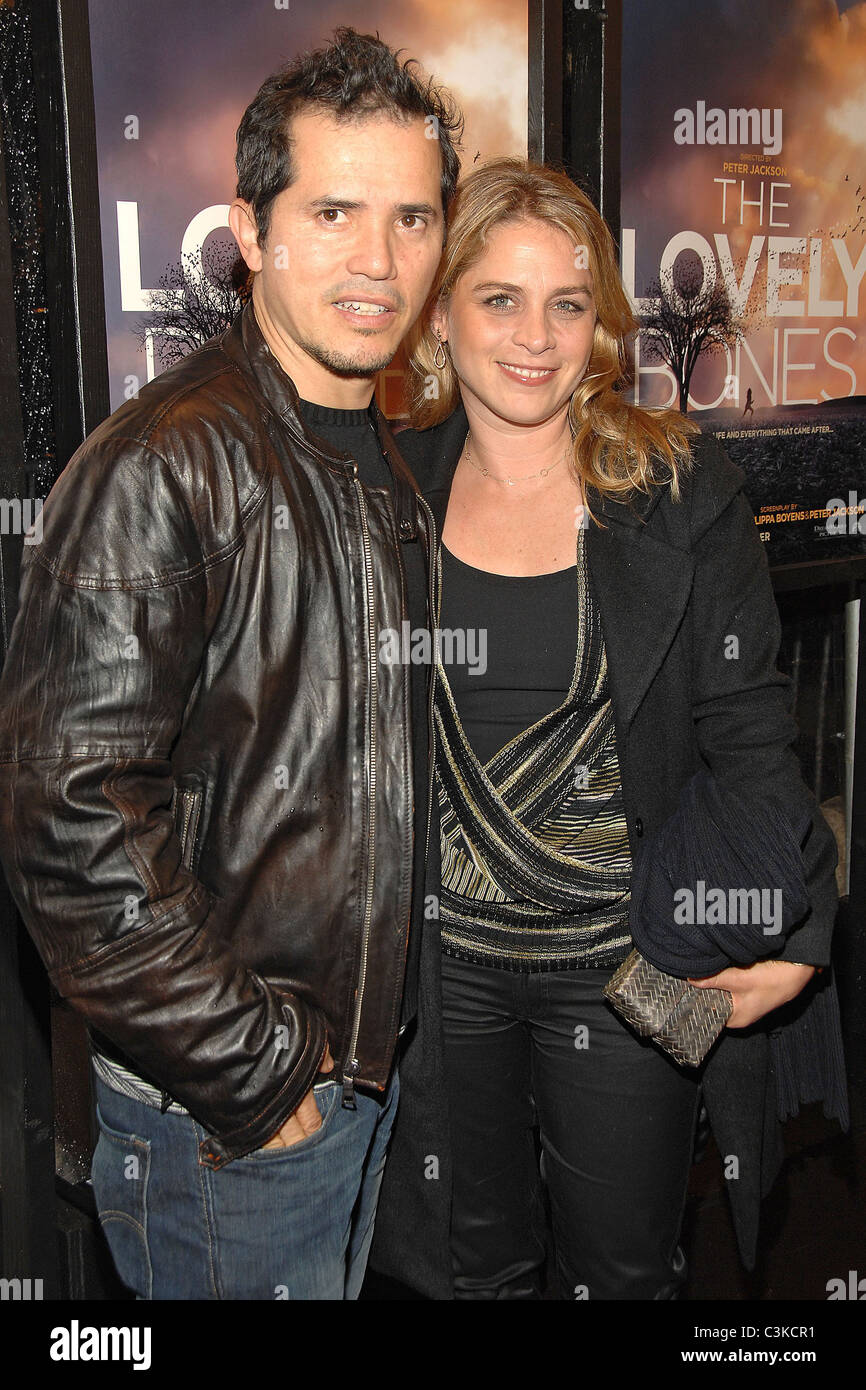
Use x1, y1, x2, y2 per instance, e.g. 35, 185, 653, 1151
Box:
26, 549, 199, 591
27, 520, 247, 592
123, 357, 230, 443
50, 880, 210, 987
102, 758, 165, 905
0, 747, 173, 762
31, 402, 272, 587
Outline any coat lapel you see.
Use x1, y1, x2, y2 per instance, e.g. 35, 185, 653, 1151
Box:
586, 505, 695, 734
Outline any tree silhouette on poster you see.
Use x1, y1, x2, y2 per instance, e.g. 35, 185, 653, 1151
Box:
134, 238, 251, 370
639, 257, 745, 413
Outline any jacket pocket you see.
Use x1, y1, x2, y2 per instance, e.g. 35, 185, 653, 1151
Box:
171, 784, 205, 873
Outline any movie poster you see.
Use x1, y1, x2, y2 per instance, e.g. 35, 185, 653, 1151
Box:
86, 0, 528, 417
621, 0, 866, 565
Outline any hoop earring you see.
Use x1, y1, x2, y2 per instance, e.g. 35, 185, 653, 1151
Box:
433, 333, 447, 370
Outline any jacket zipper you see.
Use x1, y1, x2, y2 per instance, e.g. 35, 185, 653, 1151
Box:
342, 470, 379, 1108
179, 787, 203, 871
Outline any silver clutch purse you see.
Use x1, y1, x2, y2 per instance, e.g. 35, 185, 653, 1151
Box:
603, 948, 733, 1067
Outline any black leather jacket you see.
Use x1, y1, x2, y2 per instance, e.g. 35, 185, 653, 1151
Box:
0, 303, 435, 1167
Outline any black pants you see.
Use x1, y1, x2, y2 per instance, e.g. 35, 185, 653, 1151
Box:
441, 952, 702, 1300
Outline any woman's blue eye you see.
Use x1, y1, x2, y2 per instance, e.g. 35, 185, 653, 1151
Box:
482, 295, 587, 314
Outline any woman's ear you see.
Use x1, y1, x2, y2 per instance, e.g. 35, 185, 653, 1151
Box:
430, 298, 448, 344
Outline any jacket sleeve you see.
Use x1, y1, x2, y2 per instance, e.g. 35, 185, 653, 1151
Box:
686, 432, 839, 968
0, 433, 327, 1166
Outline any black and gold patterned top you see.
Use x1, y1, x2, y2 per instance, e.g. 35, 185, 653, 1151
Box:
434, 523, 634, 971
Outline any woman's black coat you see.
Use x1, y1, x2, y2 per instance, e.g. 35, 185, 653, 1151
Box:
369, 402, 840, 1299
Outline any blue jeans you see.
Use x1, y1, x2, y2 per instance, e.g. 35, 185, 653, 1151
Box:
90, 1066, 400, 1300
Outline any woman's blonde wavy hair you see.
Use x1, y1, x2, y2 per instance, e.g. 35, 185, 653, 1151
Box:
406, 157, 698, 526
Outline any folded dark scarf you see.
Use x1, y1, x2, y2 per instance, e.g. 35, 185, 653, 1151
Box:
628, 767, 849, 1128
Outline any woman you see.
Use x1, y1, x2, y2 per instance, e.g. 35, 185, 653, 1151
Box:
369, 158, 842, 1301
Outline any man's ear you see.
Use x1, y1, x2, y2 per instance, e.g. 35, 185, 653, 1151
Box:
229, 199, 264, 274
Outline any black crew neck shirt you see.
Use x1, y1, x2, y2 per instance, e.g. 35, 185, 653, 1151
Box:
297, 399, 393, 488
296, 398, 428, 1032
439, 544, 579, 767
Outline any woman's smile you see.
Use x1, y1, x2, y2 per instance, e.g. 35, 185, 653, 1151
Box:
496, 362, 559, 385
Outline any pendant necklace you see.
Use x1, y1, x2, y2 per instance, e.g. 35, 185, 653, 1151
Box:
464, 436, 569, 487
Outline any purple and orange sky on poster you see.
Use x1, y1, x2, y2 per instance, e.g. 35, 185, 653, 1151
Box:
621, 0, 866, 412
88, 0, 528, 409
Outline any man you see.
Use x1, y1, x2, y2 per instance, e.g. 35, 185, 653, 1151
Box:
0, 27, 462, 1300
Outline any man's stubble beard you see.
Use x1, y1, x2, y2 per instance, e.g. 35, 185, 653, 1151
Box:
296, 329, 397, 380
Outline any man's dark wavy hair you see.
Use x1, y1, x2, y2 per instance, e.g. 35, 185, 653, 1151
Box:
236, 27, 464, 245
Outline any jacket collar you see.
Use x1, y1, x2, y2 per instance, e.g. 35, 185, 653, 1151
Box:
398, 401, 703, 734
219, 302, 420, 540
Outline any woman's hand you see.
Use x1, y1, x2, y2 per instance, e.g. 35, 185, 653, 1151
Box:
688, 961, 816, 1029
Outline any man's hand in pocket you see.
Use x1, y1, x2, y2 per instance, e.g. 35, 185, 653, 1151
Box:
260, 1042, 335, 1150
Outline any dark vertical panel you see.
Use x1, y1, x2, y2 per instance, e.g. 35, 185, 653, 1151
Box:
0, 115, 24, 504
0, 101, 25, 650
0, 1, 61, 1300
29, 0, 109, 461
563, 2, 602, 198
840, 583, 866, 1055
0, 887, 59, 1298
0, 0, 56, 500
598, 0, 621, 247
562, 0, 622, 246
527, 0, 563, 167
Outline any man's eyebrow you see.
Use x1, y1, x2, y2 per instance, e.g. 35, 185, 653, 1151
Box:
306, 197, 364, 212
394, 202, 440, 218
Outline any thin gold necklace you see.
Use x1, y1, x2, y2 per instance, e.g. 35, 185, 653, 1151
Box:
464, 435, 570, 487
